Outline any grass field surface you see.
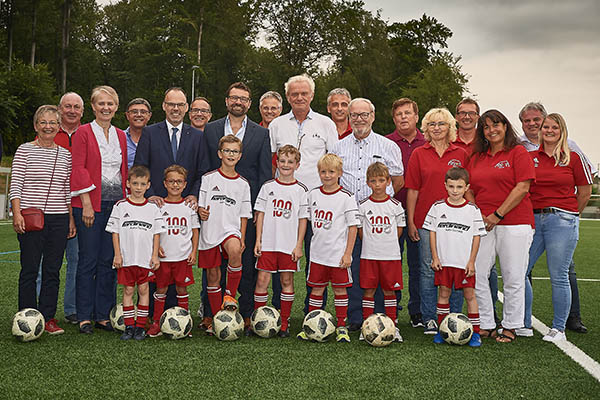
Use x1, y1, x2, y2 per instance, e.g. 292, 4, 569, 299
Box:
1, 221, 598, 398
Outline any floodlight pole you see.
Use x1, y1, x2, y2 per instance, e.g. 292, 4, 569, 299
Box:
191, 65, 200, 101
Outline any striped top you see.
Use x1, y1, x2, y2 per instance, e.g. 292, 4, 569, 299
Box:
10, 142, 72, 214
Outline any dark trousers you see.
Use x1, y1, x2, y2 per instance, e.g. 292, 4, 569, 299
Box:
18, 213, 69, 320
399, 229, 420, 316
74, 202, 117, 322
569, 260, 581, 318
148, 282, 178, 318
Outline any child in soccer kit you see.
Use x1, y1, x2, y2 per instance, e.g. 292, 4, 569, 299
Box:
147, 165, 200, 337
302, 153, 359, 343
106, 165, 166, 341
254, 145, 308, 337
357, 162, 406, 342
197, 135, 252, 333
422, 167, 486, 347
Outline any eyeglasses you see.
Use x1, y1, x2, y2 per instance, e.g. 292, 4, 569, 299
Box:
190, 108, 211, 115
165, 179, 185, 185
227, 95, 251, 104
38, 121, 59, 126
164, 102, 187, 109
427, 121, 449, 128
457, 111, 478, 117
127, 109, 149, 115
220, 149, 241, 155
349, 112, 371, 120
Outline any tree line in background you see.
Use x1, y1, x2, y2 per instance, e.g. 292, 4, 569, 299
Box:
0, 0, 469, 155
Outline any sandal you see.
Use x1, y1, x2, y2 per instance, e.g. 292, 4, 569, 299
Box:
496, 328, 516, 343
479, 328, 498, 339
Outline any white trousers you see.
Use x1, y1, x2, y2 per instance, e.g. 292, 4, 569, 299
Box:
475, 225, 534, 330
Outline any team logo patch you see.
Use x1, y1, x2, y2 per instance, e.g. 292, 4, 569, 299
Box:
268, 191, 274, 196
448, 159, 462, 167
184, 277, 191, 283
440, 214, 447, 219
494, 160, 510, 169
123, 213, 130, 218
212, 186, 220, 191
462, 279, 468, 284
533, 157, 539, 168
393, 282, 401, 288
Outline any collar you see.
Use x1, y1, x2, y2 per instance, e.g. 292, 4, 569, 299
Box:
519, 134, 538, 146
225, 115, 248, 130
352, 130, 375, 144
392, 129, 424, 143
166, 120, 183, 133
287, 109, 314, 121
59, 123, 79, 136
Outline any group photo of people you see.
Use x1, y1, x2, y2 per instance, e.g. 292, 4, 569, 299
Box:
10, 73, 596, 346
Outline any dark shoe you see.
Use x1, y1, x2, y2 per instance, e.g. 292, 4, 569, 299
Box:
278, 329, 290, 338
133, 327, 146, 341
410, 313, 424, 328
79, 322, 93, 334
95, 321, 114, 332
566, 316, 588, 334
64, 314, 78, 325
348, 322, 362, 332
245, 327, 254, 337
120, 326, 134, 340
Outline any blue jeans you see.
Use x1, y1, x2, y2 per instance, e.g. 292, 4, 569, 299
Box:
418, 228, 463, 323
74, 202, 117, 322
399, 229, 420, 316
524, 212, 578, 331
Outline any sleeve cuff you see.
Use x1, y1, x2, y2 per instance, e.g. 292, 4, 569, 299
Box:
71, 184, 96, 197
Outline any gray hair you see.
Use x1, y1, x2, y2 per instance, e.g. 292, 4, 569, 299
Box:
259, 91, 283, 107
59, 92, 84, 108
519, 102, 547, 121
349, 97, 375, 113
284, 74, 315, 95
327, 88, 351, 105
127, 97, 152, 113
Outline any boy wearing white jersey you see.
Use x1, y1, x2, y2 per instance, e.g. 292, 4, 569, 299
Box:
423, 167, 486, 347
198, 135, 252, 334
254, 145, 308, 337
358, 162, 405, 342
147, 165, 200, 337
106, 166, 166, 341
302, 154, 359, 343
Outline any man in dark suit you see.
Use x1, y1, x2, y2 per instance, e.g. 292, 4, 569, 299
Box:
202, 82, 271, 332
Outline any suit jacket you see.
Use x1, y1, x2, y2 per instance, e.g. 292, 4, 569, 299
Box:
134, 121, 207, 198
202, 117, 271, 205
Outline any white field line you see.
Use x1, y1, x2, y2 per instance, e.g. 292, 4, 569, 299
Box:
530, 277, 600, 282
497, 291, 600, 383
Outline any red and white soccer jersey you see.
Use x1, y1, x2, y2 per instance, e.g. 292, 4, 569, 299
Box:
422, 199, 486, 270
308, 186, 359, 267
254, 179, 309, 254
159, 200, 201, 261
358, 195, 406, 260
106, 198, 167, 269
197, 169, 252, 250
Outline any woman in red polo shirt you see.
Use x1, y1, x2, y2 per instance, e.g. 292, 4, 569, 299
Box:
405, 108, 469, 334
468, 109, 535, 343
523, 113, 592, 342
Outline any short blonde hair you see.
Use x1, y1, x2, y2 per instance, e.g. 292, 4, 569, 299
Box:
277, 144, 301, 163
366, 162, 390, 180
33, 105, 59, 126
421, 108, 457, 143
91, 85, 119, 106
218, 135, 242, 151
317, 153, 343, 173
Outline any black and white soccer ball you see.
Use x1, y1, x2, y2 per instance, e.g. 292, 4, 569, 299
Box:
109, 303, 128, 332
12, 308, 45, 342
302, 310, 336, 342
361, 313, 395, 347
251, 306, 281, 338
439, 313, 473, 345
159, 306, 192, 339
213, 310, 244, 341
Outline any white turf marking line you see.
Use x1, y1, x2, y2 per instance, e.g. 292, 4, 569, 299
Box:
497, 291, 600, 383
530, 277, 600, 283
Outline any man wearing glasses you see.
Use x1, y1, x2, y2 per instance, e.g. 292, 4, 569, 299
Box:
124, 98, 152, 168
189, 97, 212, 132
453, 98, 480, 154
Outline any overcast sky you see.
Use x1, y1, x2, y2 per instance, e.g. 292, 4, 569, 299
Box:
364, 0, 599, 168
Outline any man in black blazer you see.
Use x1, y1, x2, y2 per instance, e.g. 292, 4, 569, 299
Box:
202, 82, 271, 330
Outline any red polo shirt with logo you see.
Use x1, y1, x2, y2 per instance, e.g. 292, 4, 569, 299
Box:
453, 132, 476, 155
386, 129, 426, 207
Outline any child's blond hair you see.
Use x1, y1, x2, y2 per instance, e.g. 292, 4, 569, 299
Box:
317, 153, 343, 173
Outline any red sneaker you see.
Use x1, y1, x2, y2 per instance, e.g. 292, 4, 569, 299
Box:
147, 322, 162, 337
45, 318, 65, 335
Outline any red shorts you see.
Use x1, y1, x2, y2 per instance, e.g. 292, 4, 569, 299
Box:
359, 259, 403, 291
117, 266, 152, 287
156, 260, 195, 288
307, 262, 352, 288
197, 235, 237, 269
435, 266, 475, 289
256, 251, 299, 273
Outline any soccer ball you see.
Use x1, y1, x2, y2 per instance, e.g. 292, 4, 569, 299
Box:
159, 306, 192, 339
439, 313, 473, 345
213, 310, 244, 341
361, 313, 396, 347
109, 303, 128, 332
251, 306, 281, 338
302, 310, 336, 342
12, 308, 45, 342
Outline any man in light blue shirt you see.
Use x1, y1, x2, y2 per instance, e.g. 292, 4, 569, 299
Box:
124, 98, 152, 168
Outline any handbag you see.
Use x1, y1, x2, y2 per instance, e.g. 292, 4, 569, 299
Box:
21, 146, 59, 232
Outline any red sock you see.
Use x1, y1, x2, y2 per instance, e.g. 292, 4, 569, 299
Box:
468, 313, 480, 334
362, 296, 374, 320
123, 305, 135, 327
152, 293, 166, 322
136, 304, 149, 328
254, 291, 268, 309
308, 294, 323, 312
334, 294, 348, 328
207, 286, 222, 316
225, 264, 242, 298
437, 303, 450, 326
177, 294, 189, 311
280, 291, 294, 330
384, 295, 397, 322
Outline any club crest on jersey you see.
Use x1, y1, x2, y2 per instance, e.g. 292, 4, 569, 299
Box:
210, 194, 236, 206
447, 159, 462, 167
532, 157, 539, 168
494, 160, 510, 169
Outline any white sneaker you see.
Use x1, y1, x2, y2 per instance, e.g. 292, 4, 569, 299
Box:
358, 332, 364, 341
394, 327, 403, 343
424, 320, 438, 335
543, 328, 566, 342
516, 327, 534, 337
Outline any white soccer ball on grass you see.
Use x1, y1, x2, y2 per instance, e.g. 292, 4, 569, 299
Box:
439, 313, 473, 345
159, 306, 193, 339
361, 313, 396, 347
12, 308, 45, 342
251, 306, 281, 338
213, 309, 244, 341
302, 310, 336, 342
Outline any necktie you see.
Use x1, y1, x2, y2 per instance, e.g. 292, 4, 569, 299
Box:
171, 127, 179, 161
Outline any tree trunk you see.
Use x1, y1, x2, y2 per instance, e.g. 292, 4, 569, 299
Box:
30, 0, 38, 67
197, 8, 203, 64
61, 0, 72, 92
7, 0, 13, 71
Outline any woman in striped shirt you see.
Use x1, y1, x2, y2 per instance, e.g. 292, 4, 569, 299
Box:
10, 105, 75, 335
